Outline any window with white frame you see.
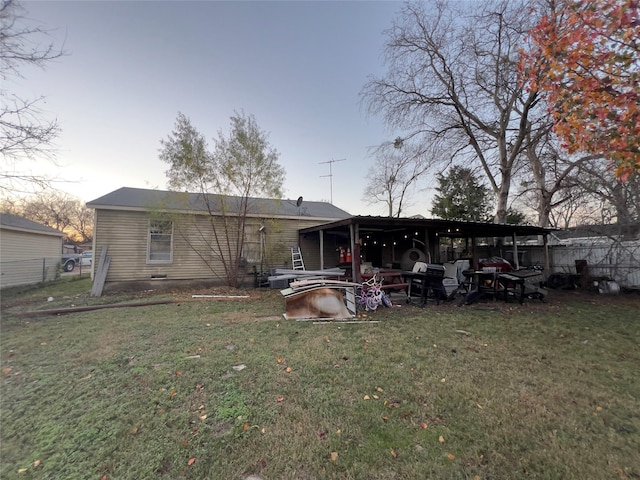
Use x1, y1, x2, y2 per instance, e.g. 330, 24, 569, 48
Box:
148, 220, 173, 263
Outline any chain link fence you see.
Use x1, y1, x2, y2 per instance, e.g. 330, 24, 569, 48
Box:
0, 257, 62, 289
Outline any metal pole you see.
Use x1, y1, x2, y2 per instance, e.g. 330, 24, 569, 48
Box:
319, 158, 346, 204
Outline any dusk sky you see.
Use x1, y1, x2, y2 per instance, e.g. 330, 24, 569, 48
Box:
12, 0, 435, 216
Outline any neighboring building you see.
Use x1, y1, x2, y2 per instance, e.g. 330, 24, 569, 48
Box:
86, 187, 351, 291
0, 214, 65, 289
549, 223, 640, 246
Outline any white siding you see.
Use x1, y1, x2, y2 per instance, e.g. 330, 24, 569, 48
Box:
93, 210, 336, 285
0, 229, 63, 288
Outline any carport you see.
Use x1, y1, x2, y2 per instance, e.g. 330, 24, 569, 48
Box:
298, 216, 553, 283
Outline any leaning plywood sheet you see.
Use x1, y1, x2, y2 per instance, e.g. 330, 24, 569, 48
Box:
281, 286, 354, 320
90, 246, 111, 297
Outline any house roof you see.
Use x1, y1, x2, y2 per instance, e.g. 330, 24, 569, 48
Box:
86, 187, 351, 220
299, 215, 554, 239
552, 223, 640, 241
0, 213, 65, 237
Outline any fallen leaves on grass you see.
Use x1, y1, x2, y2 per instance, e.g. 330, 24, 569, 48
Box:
439, 435, 445, 443
447, 453, 456, 460
330, 452, 338, 462
187, 457, 196, 466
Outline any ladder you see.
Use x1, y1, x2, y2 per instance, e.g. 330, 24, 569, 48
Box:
291, 246, 305, 270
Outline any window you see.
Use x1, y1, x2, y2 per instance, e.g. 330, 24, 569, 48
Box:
148, 220, 173, 263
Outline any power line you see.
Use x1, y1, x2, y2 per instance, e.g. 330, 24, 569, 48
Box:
319, 158, 346, 204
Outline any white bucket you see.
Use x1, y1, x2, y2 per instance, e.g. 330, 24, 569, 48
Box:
598, 280, 621, 295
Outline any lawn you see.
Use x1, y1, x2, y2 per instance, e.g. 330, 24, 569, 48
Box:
1, 278, 639, 480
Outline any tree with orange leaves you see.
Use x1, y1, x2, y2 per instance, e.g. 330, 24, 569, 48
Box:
523, 0, 639, 180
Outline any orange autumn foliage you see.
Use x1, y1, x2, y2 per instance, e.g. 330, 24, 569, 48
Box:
522, 0, 640, 179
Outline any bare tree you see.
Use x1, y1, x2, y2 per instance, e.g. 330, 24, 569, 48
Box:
362, 138, 433, 217
517, 125, 605, 227
1, 190, 94, 242
362, 0, 541, 224
568, 161, 640, 226
1, 0, 63, 194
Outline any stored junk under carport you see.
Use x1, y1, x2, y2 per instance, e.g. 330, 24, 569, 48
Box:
296, 216, 554, 284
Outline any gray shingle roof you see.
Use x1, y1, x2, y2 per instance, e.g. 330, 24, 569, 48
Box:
553, 223, 640, 241
0, 213, 65, 236
86, 187, 351, 220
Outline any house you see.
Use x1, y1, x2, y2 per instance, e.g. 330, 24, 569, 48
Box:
85, 187, 351, 291
0, 213, 65, 289
549, 223, 640, 246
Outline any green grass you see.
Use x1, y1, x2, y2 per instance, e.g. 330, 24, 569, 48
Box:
1, 279, 639, 479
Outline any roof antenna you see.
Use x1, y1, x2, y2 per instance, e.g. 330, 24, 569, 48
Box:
319, 158, 346, 204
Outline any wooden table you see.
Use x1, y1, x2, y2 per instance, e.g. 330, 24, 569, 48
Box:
401, 268, 446, 306
463, 270, 542, 304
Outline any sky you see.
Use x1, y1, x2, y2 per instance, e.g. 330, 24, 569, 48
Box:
10, 0, 435, 216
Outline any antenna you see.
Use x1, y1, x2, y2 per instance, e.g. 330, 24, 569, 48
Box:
319, 158, 346, 204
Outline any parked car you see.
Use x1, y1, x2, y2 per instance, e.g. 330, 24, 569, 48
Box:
61, 252, 81, 272
81, 250, 93, 266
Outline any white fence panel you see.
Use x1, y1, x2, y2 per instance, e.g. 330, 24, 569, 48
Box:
550, 242, 640, 288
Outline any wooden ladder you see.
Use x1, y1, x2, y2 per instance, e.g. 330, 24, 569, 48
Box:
290, 246, 305, 270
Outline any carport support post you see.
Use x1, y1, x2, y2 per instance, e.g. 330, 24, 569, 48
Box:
471, 236, 478, 269
319, 229, 324, 270
424, 228, 432, 263
512, 232, 520, 269
350, 223, 360, 283
543, 234, 550, 279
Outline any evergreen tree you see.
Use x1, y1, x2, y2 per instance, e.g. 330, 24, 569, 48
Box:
431, 166, 493, 221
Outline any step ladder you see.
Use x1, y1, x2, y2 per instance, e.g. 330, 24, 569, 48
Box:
291, 246, 305, 270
